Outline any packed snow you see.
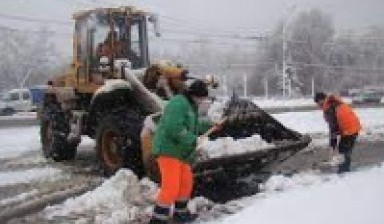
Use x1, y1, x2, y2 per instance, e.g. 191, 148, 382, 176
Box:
0, 167, 64, 187
209, 164, 384, 224
0, 189, 39, 206
0, 126, 40, 159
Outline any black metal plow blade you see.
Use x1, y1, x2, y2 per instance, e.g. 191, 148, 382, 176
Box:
193, 95, 311, 202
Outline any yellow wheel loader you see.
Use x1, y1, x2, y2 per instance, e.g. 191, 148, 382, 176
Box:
39, 6, 310, 183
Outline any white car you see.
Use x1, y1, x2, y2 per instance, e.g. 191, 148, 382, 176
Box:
0, 89, 35, 115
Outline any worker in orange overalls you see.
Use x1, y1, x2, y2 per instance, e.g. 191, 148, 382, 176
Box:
148, 79, 221, 224
314, 92, 361, 173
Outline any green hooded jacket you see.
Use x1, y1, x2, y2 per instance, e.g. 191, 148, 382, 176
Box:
152, 94, 211, 164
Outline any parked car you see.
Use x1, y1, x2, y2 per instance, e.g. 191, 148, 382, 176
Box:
0, 87, 47, 115
352, 91, 383, 105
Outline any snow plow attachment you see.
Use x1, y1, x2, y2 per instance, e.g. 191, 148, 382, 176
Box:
194, 95, 311, 179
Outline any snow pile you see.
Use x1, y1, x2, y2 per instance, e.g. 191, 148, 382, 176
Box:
0, 167, 64, 186
204, 100, 274, 159
202, 135, 274, 159
208, 164, 384, 224
45, 169, 158, 223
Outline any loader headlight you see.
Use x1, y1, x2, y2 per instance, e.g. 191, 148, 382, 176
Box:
99, 56, 110, 72
204, 74, 219, 89
114, 59, 132, 70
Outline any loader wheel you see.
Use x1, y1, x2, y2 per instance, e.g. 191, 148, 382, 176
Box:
40, 104, 78, 161
95, 108, 144, 177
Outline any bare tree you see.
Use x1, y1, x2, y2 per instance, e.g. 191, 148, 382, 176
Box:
0, 27, 66, 92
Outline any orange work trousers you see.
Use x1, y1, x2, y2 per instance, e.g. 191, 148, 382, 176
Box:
156, 156, 193, 205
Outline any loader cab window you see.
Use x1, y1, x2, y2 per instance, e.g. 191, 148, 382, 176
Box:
86, 13, 149, 71
91, 14, 111, 72
76, 19, 88, 79
111, 14, 149, 69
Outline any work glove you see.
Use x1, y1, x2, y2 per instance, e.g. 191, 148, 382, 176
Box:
210, 117, 227, 133
196, 136, 209, 160
196, 136, 209, 151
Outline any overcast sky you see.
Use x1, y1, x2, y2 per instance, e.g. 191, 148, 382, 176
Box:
0, 0, 383, 33
0, 0, 383, 55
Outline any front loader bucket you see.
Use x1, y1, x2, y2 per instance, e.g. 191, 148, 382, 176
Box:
194, 95, 311, 179
194, 135, 311, 178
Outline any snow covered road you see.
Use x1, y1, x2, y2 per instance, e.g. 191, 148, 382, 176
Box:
0, 107, 383, 223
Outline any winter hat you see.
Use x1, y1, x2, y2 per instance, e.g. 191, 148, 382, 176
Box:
314, 92, 326, 103
185, 79, 209, 97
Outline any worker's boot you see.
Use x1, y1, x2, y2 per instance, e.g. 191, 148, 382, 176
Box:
173, 200, 198, 223
149, 204, 170, 224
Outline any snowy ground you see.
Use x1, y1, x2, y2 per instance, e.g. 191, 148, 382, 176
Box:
272, 107, 384, 136
213, 96, 354, 109
0, 112, 37, 120
1, 107, 384, 223
208, 163, 384, 224
0, 126, 40, 159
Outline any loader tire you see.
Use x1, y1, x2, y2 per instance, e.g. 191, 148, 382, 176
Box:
95, 108, 144, 177
40, 103, 77, 161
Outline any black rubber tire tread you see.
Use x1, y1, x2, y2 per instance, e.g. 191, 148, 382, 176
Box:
95, 107, 145, 177
40, 98, 77, 161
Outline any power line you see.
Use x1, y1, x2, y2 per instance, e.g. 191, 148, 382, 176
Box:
161, 28, 265, 41
0, 11, 265, 41
149, 37, 261, 47
0, 25, 72, 36
290, 61, 384, 72
0, 13, 72, 25
187, 61, 384, 72
2, 11, 382, 45
158, 13, 263, 34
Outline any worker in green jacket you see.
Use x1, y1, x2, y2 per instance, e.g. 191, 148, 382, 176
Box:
149, 79, 220, 224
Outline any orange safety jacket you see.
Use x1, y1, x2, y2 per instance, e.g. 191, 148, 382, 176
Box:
322, 95, 361, 136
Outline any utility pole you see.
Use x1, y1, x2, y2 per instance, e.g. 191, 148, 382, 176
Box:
282, 5, 297, 98
311, 75, 315, 97
20, 68, 33, 88
282, 25, 287, 98
264, 76, 269, 99
243, 73, 247, 97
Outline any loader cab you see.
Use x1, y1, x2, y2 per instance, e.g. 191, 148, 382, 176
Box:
73, 7, 150, 92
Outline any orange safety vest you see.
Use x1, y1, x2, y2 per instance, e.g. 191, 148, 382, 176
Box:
322, 96, 361, 136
